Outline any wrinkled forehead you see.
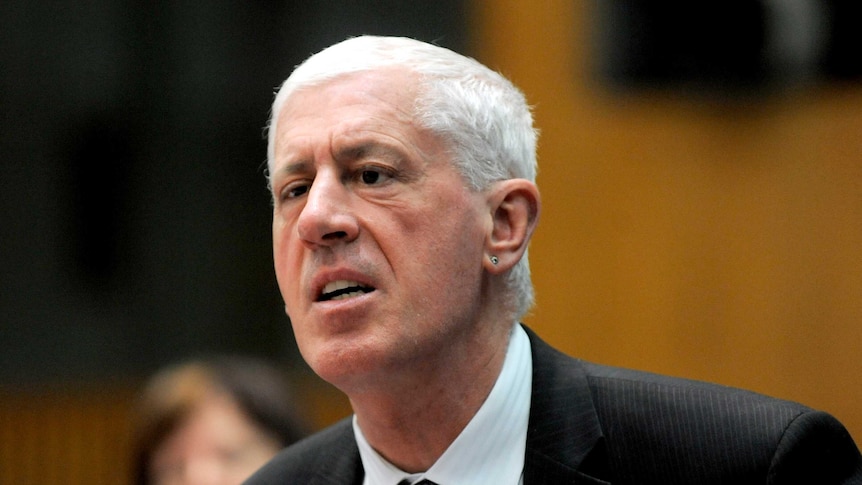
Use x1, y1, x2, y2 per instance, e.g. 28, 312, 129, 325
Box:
269, 67, 425, 170
275, 70, 423, 145
269, 68, 462, 185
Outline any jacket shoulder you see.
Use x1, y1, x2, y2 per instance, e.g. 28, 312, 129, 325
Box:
244, 417, 359, 485
582, 360, 811, 415
581, 361, 862, 483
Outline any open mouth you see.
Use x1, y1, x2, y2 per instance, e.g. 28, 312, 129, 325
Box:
317, 280, 375, 302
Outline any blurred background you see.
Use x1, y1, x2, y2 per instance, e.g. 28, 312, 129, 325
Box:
1, 1, 860, 483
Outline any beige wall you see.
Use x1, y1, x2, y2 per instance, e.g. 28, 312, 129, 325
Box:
473, 1, 862, 440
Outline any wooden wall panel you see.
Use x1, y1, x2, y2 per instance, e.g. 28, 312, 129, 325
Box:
0, 386, 135, 485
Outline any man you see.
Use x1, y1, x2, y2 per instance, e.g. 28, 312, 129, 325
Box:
247, 36, 862, 484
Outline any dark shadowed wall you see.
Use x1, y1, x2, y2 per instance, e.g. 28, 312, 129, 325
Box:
1, 0, 467, 384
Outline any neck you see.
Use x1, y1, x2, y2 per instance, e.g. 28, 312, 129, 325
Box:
350, 322, 514, 473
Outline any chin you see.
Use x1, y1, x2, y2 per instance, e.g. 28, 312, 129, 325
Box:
303, 339, 396, 391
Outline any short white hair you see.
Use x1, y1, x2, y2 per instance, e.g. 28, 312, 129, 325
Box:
267, 35, 538, 319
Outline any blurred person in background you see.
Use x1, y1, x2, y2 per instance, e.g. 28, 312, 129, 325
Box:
131, 356, 308, 485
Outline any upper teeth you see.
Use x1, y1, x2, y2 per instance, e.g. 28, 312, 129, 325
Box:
321, 280, 369, 301
323, 280, 360, 294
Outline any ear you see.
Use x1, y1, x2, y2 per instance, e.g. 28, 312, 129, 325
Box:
483, 179, 540, 274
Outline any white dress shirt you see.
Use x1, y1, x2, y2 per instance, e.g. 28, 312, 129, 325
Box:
355, 323, 532, 485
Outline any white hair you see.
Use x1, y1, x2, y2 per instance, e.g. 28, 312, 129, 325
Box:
267, 35, 538, 319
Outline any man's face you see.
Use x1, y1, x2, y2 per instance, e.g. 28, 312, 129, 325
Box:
270, 69, 491, 389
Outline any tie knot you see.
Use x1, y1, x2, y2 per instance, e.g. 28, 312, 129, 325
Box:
398, 480, 437, 485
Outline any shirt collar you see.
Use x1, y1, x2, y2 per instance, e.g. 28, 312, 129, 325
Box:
355, 323, 532, 485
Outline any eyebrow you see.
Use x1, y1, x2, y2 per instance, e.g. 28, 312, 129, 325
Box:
275, 159, 313, 178
334, 140, 404, 165
274, 139, 406, 181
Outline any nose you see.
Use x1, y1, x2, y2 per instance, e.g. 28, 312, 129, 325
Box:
296, 171, 359, 248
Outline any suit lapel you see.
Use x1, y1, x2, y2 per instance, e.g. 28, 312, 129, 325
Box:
309, 419, 365, 485
523, 326, 612, 484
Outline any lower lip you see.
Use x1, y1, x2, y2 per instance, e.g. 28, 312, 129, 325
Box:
314, 290, 376, 313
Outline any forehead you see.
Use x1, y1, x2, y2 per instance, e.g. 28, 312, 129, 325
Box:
272, 69, 432, 163
280, 69, 418, 128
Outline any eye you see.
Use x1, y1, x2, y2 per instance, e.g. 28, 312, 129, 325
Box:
280, 181, 310, 201
358, 167, 392, 186
361, 170, 380, 184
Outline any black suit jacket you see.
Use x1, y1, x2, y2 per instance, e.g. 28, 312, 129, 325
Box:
245, 326, 862, 484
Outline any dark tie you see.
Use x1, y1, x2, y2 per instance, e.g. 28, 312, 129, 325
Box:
398, 480, 437, 485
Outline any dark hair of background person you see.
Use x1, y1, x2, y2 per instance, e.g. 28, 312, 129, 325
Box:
130, 355, 309, 485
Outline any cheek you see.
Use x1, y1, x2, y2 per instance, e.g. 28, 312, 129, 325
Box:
272, 219, 285, 266
399, 203, 486, 289
272, 225, 302, 302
